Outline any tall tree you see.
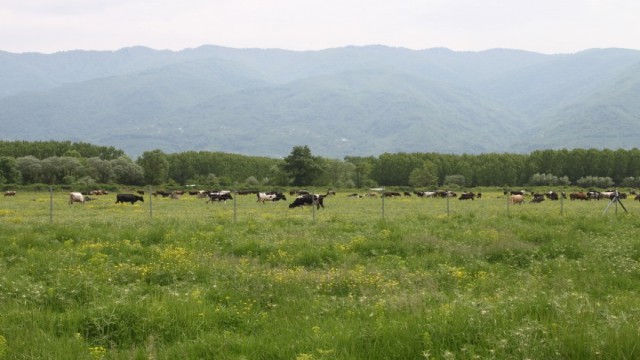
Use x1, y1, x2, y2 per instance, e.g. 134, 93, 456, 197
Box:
280, 146, 325, 186
370, 153, 422, 186
16, 156, 42, 184
0, 157, 20, 184
85, 157, 115, 183
137, 150, 169, 185
111, 157, 144, 185
408, 160, 439, 188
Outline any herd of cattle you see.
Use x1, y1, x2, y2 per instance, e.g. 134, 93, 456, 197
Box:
4, 188, 639, 208
62, 189, 327, 209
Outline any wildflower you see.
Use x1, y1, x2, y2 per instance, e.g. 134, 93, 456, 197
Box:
89, 346, 106, 359
0, 335, 7, 357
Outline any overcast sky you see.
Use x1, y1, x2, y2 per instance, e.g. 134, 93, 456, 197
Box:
1, 0, 638, 54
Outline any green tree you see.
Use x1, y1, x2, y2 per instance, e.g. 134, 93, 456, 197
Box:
0, 157, 21, 184
576, 176, 614, 188
370, 153, 422, 186
137, 150, 169, 185
16, 156, 42, 184
323, 159, 356, 188
443, 174, 466, 187
345, 156, 376, 188
111, 157, 144, 185
280, 146, 325, 186
266, 165, 290, 186
85, 157, 115, 183
40, 156, 83, 184
408, 160, 439, 187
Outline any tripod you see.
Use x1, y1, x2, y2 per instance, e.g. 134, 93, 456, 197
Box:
603, 190, 628, 214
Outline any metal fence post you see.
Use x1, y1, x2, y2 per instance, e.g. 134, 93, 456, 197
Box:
49, 186, 53, 223
233, 190, 238, 223
148, 186, 153, 218
312, 193, 317, 222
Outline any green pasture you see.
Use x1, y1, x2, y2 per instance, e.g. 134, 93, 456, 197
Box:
1, 190, 639, 359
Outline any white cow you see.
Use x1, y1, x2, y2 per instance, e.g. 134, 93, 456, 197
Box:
256, 192, 287, 204
69, 192, 85, 204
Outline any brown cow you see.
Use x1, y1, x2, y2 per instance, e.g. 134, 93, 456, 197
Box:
570, 192, 588, 200
4, 191, 16, 197
509, 194, 524, 205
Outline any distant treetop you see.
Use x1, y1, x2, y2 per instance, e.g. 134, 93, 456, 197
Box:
0, 140, 126, 160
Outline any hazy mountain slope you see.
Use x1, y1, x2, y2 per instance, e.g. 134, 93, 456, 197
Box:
0, 46, 276, 98
0, 45, 550, 98
1, 45, 640, 158
0, 58, 271, 141
514, 61, 640, 151
142, 69, 522, 157
484, 48, 640, 119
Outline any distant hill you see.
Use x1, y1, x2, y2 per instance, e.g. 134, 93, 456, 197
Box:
1, 45, 639, 158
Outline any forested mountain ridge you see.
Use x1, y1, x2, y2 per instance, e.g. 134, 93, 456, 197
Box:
1, 45, 639, 158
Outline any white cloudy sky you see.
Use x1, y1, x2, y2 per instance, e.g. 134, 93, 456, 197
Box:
1, 0, 638, 54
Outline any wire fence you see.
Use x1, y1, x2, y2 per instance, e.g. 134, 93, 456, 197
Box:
1, 188, 633, 226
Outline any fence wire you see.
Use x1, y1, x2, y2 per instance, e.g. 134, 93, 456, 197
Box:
1, 190, 631, 227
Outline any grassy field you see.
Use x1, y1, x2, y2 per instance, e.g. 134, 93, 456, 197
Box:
1, 190, 640, 359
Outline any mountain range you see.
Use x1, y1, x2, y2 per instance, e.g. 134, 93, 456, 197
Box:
1, 45, 639, 158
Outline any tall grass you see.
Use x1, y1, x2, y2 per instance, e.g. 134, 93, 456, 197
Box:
0, 191, 639, 359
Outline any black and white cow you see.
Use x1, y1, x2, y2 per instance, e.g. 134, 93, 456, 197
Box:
530, 193, 545, 203
415, 191, 436, 198
289, 194, 325, 209
207, 191, 233, 203
256, 192, 287, 204
458, 192, 475, 200
116, 193, 144, 204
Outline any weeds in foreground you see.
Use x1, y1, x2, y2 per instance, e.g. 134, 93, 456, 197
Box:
0, 192, 639, 359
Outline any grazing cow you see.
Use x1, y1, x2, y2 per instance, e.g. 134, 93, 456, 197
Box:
530, 193, 545, 203
347, 193, 362, 198
137, 190, 145, 195
256, 192, 287, 204
436, 190, 456, 198
509, 194, 524, 205
570, 192, 589, 201
207, 191, 233, 203
382, 192, 402, 197
4, 191, 16, 197
116, 193, 144, 204
635, 194, 640, 201
415, 191, 436, 198
289, 194, 325, 209
69, 192, 85, 204
153, 190, 172, 198
600, 191, 626, 200
458, 192, 475, 200
587, 191, 600, 200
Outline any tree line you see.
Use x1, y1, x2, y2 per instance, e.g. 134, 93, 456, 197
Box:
2, 141, 640, 189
